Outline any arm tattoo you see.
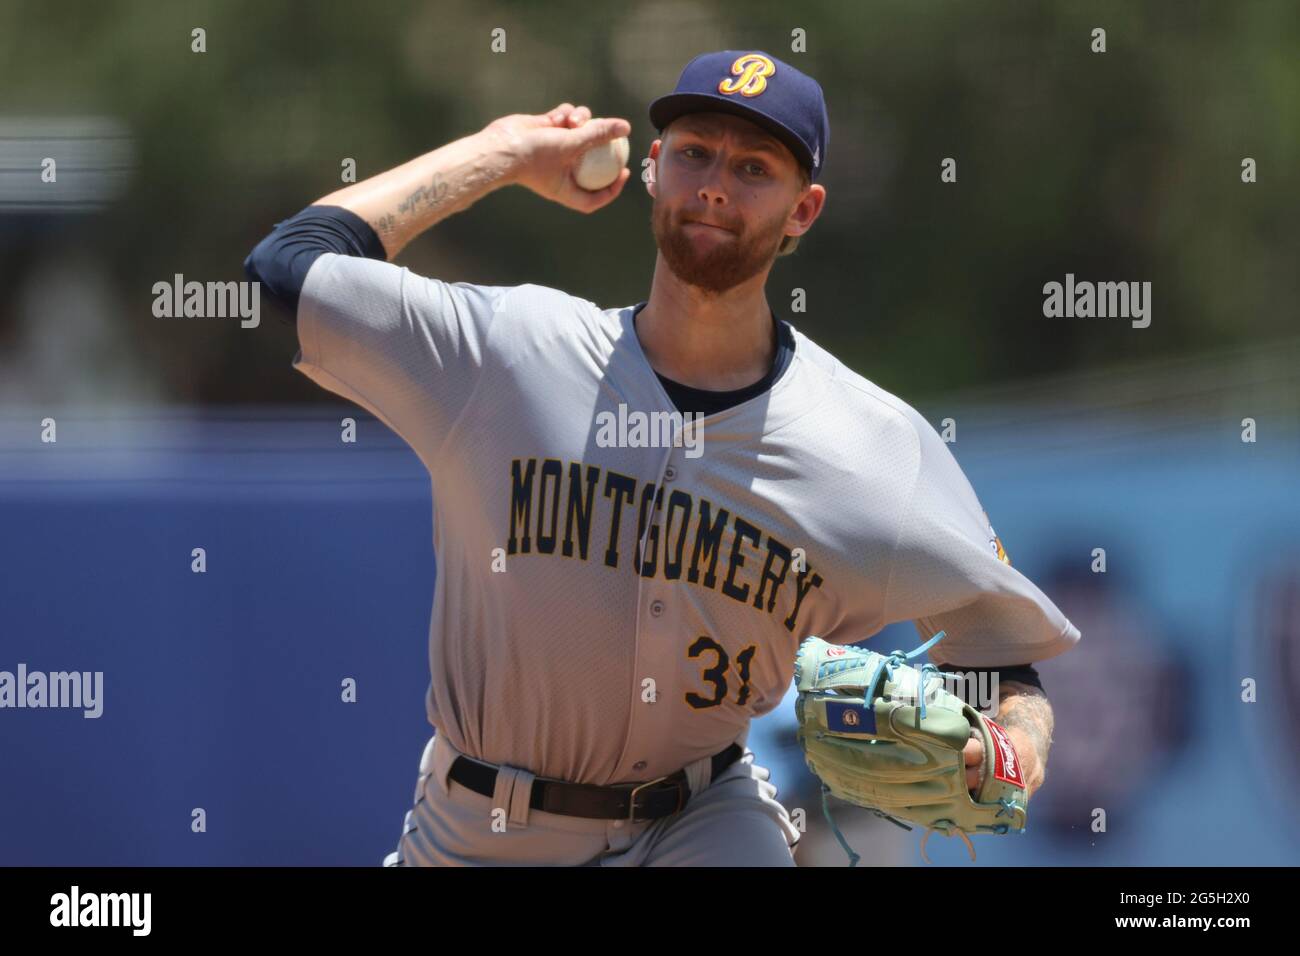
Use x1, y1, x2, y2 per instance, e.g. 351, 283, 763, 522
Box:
396, 173, 450, 216
373, 213, 396, 235
996, 680, 1055, 782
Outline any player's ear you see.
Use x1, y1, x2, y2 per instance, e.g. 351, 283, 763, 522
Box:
786, 182, 826, 237
645, 139, 662, 198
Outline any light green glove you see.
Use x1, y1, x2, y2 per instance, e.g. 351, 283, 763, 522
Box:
794, 634, 1028, 865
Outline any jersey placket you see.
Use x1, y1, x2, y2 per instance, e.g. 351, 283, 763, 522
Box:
615, 438, 682, 783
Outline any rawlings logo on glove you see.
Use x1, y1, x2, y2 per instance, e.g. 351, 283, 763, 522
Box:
794, 634, 1028, 865
986, 717, 1024, 787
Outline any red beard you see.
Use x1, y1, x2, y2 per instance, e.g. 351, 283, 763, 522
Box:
650, 200, 785, 294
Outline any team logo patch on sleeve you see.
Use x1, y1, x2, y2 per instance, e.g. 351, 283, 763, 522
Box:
826, 701, 876, 734
988, 524, 1011, 565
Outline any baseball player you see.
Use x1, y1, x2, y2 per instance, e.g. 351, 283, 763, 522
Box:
245, 50, 1078, 866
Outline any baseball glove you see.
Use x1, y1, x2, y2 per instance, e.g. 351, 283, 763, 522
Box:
794, 633, 1028, 865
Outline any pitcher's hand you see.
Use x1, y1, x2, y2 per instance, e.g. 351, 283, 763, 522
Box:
485, 103, 632, 213
964, 732, 984, 795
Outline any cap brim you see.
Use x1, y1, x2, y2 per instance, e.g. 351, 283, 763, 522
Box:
647, 92, 811, 174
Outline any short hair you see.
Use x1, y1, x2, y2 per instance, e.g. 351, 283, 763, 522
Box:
776, 166, 812, 258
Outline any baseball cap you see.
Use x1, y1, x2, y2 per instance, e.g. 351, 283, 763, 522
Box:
648, 50, 830, 182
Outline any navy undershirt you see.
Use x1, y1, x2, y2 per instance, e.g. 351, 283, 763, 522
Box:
942, 662, 1042, 695
631, 300, 796, 419
243, 205, 385, 314
242, 206, 1042, 691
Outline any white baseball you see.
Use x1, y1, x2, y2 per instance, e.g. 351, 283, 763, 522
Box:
573, 135, 629, 191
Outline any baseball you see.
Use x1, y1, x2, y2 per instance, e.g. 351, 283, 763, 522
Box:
573, 135, 629, 191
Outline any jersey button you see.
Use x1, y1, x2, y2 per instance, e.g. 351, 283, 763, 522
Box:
633, 761, 647, 771
649, 600, 664, 616
664, 466, 676, 481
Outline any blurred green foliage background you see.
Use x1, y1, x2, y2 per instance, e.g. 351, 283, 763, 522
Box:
1, 0, 1296, 406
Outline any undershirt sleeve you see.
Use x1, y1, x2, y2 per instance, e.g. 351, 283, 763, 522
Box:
939, 661, 1044, 696
243, 204, 387, 318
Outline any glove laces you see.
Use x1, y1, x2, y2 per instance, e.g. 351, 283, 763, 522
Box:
862, 629, 947, 721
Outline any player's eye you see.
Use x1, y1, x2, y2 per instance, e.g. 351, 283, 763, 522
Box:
743, 162, 768, 177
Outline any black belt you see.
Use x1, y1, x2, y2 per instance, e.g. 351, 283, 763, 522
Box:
447, 744, 744, 822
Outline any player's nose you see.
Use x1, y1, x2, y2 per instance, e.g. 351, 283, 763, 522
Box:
690, 158, 730, 206
695, 181, 731, 212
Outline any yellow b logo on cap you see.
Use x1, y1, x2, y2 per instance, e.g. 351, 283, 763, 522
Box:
719, 53, 776, 98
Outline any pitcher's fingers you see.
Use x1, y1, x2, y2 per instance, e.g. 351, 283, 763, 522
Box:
573, 167, 631, 213
567, 105, 592, 127
575, 117, 632, 149
548, 103, 577, 125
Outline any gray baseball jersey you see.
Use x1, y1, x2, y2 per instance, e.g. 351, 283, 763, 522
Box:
294, 252, 1080, 787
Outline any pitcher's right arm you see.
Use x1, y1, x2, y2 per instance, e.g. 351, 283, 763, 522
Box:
315, 104, 631, 259
240, 104, 631, 471
243, 104, 632, 313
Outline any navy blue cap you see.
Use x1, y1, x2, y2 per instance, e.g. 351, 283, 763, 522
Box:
648, 50, 829, 182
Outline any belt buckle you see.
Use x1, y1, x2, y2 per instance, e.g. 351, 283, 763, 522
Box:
627, 774, 683, 822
